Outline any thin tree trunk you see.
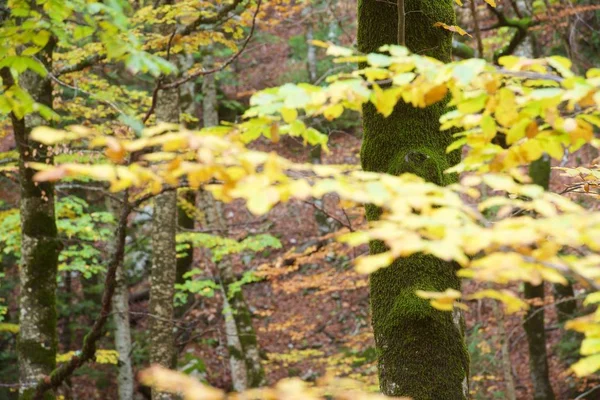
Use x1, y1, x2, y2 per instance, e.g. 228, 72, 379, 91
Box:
149, 101, 179, 400
176, 190, 195, 315
525, 156, 555, 400
198, 192, 265, 389
469, 0, 484, 57
1, 19, 60, 398
113, 262, 134, 400
200, 74, 265, 389
219, 273, 248, 392
304, 7, 318, 84
358, 1, 469, 398
175, 53, 197, 317
492, 300, 517, 400
554, 282, 577, 324
109, 196, 134, 400
202, 62, 219, 127
149, 5, 180, 398
514, 0, 535, 58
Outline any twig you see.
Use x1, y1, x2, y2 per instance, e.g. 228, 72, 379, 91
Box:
507, 293, 587, 346
575, 384, 600, 400
302, 199, 354, 231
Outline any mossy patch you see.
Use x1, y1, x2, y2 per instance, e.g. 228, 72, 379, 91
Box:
358, 1, 469, 398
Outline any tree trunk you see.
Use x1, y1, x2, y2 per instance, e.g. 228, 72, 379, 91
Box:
149, 86, 179, 399
149, 188, 178, 381
200, 75, 265, 389
198, 191, 265, 390
219, 269, 248, 392
358, 1, 469, 398
3, 27, 60, 399
108, 196, 134, 400
113, 261, 134, 400
175, 53, 197, 317
149, 7, 180, 396
525, 156, 555, 400
202, 65, 219, 127
304, 7, 318, 84
492, 300, 517, 400
554, 282, 577, 324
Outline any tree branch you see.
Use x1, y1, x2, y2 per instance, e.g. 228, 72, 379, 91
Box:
53, 54, 107, 77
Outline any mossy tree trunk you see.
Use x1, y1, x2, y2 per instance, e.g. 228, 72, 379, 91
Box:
1, 17, 60, 398
357, 1, 469, 398
525, 156, 555, 400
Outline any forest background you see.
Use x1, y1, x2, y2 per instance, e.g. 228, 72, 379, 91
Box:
2, 0, 600, 399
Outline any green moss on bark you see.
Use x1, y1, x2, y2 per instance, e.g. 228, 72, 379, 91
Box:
358, 1, 468, 398
16, 340, 56, 374
22, 211, 57, 238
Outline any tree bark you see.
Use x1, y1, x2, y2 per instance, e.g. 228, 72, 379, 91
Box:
200, 75, 265, 389
175, 53, 197, 317
198, 191, 265, 390
149, 84, 179, 399
149, 5, 180, 397
358, 1, 469, 398
492, 300, 517, 400
108, 196, 134, 400
525, 156, 555, 400
553, 282, 577, 324
303, 7, 318, 84
2, 22, 60, 399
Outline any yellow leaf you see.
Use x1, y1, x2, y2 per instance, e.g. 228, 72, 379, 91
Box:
0, 323, 19, 333
355, 252, 394, 274
571, 354, 600, 377
415, 288, 465, 312
424, 84, 449, 106
467, 289, 528, 314
139, 365, 224, 400
433, 22, 472, 38
30, 126, 91, 144
370, 84, 401, 117
281, 107, 297, 124
323, 104, 344, 121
